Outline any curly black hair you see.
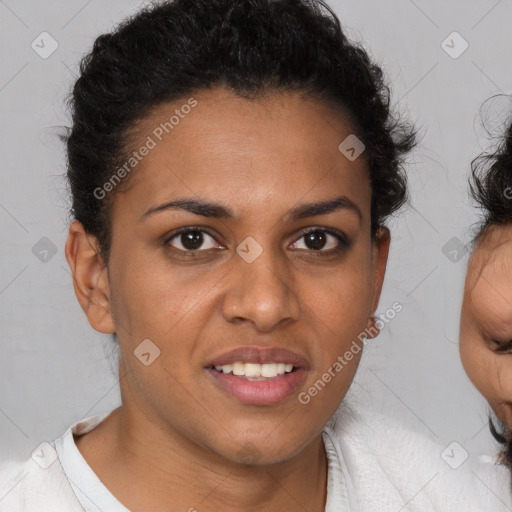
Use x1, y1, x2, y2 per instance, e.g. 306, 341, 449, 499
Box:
470, 110, 512, 248
490, 416, 512, 472
63, 0, 416, 264
469, 104, 512, 472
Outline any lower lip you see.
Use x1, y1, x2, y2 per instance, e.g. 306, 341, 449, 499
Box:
206, 368, 306, 405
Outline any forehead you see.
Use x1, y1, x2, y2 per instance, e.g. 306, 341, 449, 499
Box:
466, 226, 512, 328
116, 87, 371, 221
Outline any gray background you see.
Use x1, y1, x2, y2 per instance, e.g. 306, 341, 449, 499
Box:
1, 0, 510, 461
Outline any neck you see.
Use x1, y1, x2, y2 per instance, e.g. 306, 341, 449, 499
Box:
75, 403, 328, 512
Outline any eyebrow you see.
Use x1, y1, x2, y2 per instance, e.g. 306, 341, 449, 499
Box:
138, 195, 362, 223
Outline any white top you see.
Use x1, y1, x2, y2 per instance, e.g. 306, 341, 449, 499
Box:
0, 402, 510, 511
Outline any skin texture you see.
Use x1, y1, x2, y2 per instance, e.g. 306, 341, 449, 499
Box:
65, 87, 390, 512
460, 223, 512, 428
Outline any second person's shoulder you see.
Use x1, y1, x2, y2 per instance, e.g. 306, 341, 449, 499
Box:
323, 400, 512, 511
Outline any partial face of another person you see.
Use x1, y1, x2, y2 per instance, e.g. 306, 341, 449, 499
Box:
67, 87, 390, 465
460, 223, 512, 427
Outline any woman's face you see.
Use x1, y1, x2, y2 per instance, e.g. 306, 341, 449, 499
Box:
460, 224, 512, 427
68, 87, 389, 464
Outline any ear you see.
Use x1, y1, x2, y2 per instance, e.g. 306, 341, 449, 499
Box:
65, 220, 115, 334
365, 226, 391, 338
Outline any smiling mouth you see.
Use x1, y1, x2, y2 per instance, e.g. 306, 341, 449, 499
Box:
204, 346, 308, 404
208, 362, 298, 381
206, 362, 306, 405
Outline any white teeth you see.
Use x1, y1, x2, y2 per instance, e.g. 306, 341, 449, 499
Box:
232, 362, 245, 376
261, 363, 277, 377
244, 363, 261, 377
215, 364, 232, 373
214, 362, 295, 377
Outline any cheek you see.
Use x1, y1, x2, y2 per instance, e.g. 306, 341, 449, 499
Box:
459, 321, 475, 377
460, 302, 512, 408
309, 252, 373, 323
489, 360, 512, 405
299, 259, 373, 372
109, 252, 210, 344
461, 335, 512, 408
307, 281, 370, 341
459, 324, 490, 396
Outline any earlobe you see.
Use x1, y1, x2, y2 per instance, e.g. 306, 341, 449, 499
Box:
65, 220, 116, 334
364, 314, 380, 340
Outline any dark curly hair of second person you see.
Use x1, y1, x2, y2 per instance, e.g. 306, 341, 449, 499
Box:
63, 0, 416, 265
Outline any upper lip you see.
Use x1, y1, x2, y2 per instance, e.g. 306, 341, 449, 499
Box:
207, 346, 309, 369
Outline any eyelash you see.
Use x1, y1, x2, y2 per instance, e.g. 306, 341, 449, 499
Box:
164, 226, 351, 256
489, 339, 512, 355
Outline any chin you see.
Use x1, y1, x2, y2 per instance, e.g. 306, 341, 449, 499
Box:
214, 438, 303, 467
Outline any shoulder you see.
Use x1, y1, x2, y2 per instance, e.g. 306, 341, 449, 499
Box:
323, 400, 512, 511
0, 411, 113, 512
0, 451, 84, 512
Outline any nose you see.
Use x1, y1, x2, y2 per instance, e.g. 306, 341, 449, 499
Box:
221, 243, 301, 332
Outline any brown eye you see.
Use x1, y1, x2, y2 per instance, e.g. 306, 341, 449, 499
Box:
179, 231, 205, 250
165, 228, 222, 252
290, 228, 350, 253
304, 230, 328, 250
